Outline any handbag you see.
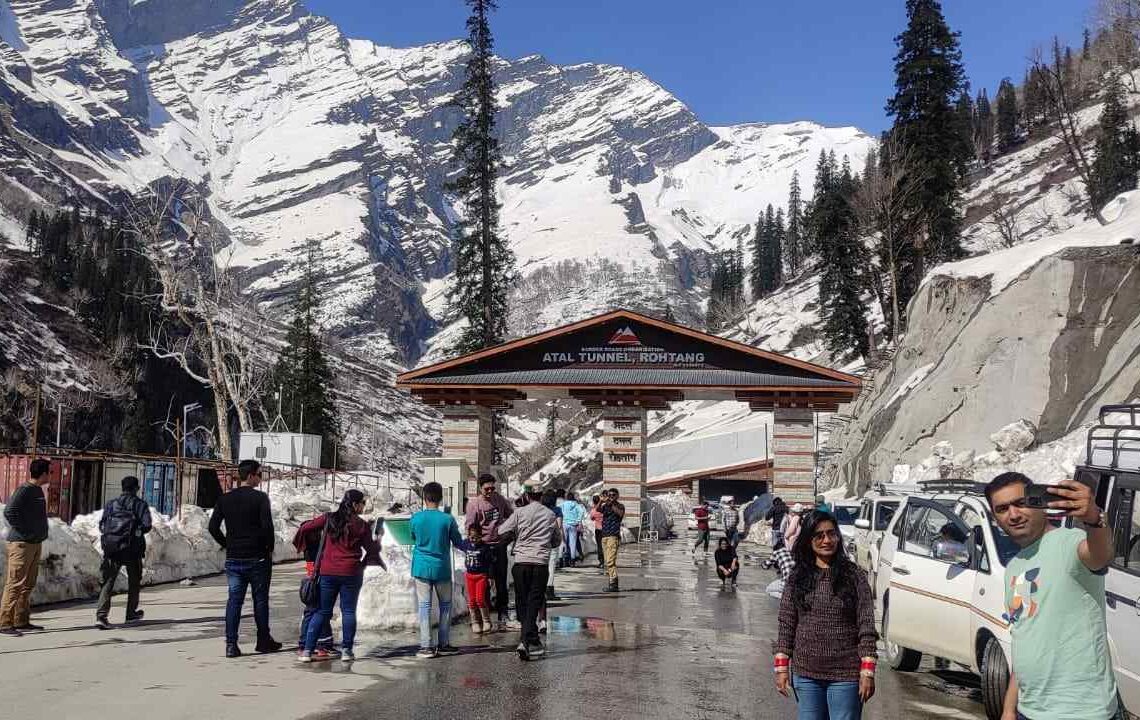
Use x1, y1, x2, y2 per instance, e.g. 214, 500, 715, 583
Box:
298, 515, 329, 607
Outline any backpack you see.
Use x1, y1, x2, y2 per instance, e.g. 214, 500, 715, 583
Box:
101, 498, 139, 558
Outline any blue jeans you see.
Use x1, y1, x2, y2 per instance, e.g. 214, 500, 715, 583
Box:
563, 525, 580, 563
792, 675, 862, 720
224, 558, 272, 644
299, 603, 334, 650
414, 578, 452, 650
305, 574, 362, 652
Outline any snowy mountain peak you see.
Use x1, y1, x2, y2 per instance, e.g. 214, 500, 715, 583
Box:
0, 0, 875, 365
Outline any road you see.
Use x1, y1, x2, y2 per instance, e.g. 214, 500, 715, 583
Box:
0, 538, 988, 720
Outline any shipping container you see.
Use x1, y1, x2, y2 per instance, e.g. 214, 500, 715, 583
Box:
103, 460, 144, 509
144, 461, 177, 516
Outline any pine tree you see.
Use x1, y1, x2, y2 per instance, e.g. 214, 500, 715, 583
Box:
995, 78, 1019, 152
974, 89, 994, 164
773, 207, 786, 288
749, 214, 766, 300
1083, 28, 1092, 60
447, 0, 515, 355
1089, 74, 1140, 211
786, 170, 805, 273
955, 90, 976, 163
885, 0, 969, 328
814, 155, 869, 358
266, 254, 342, 468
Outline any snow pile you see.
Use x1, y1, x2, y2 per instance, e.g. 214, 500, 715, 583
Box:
652, 491, 695, 517
355, 533, 469, 631
0, 482, 346, 605
893, 418, 1095, 487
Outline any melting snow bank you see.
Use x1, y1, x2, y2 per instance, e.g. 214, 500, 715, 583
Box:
0, 482, 407, 607
892, 417, 1125, 487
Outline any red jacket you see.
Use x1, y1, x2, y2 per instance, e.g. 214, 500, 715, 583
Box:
293, 514, 382, 577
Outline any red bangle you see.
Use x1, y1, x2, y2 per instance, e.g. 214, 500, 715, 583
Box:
860, 661, 876, 670
774, 658, 790, 667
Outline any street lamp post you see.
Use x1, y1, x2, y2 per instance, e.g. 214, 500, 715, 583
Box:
55, 400, 64, 448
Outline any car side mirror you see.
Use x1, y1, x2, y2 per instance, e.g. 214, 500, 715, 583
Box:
932, 541, 971, 566
854, 518, 871, 530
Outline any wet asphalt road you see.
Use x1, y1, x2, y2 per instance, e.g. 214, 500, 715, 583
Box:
302, 538, 989, 720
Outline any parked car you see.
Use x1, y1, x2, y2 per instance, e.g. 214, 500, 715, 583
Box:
873, 481, 1019, 720
832, 500, 860, 557
875, 456, 1140, 720
1086, 404, 1140, 716
852, 490, 905, 586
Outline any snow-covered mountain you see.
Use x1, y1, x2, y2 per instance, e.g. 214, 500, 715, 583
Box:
0, 0, 873, 366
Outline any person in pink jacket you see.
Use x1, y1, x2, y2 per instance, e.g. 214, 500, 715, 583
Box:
783, 503, 806, 549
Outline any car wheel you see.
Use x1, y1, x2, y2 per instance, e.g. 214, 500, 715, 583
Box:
980, 635, 1010, 720
883, 604, 922, 671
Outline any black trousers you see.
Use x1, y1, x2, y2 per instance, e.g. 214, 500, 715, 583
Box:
491, 543, 510, 618
716, 567, 739, 581
96, 557, 142, 621
512, 563, 549, 646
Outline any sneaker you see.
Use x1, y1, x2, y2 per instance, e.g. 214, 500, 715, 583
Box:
527, 641, 546, 658
416, 648, 438, 659
226, 643, 242, 658
437, 645, 459, 656
0, 627, 23, 637
538, 619, 547, 634
95, 618, 112, 630
16, 623, 44, 631
516, 642, 530, 661
255, 637, 283, 654
296, 651, 313, 664
311, 648, 337, 662
341, 649, 356, 662
125, 611, 144, 624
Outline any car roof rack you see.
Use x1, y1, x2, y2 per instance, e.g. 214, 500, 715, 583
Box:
916, 479, 986, 495
1085, 403, 1140, 473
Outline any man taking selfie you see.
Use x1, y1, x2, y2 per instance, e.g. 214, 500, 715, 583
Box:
984, 471, 1119, 720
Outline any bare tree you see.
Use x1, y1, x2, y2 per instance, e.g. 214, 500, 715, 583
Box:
125, 182, 269, 460
1096, 0, 1140, 91
1032, 40, 1107, 224
985, 197, 1024, 249
854, 135, 927, 342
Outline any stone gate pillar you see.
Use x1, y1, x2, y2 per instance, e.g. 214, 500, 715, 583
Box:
772, 408, 816, 505
601, 409, 647, 529
441, 406, 493, 498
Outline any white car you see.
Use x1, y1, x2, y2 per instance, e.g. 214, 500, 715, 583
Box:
874, 476, 1139, 720
1089, 403, 1140, 716
853, 492, 903, 586
832, 501, 860, 558
874, 485, 1019, 720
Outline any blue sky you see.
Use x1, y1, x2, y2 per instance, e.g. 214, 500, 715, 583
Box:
306, 0, 1091, 133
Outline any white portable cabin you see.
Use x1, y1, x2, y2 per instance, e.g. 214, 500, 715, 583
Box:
238, 432, 323, 469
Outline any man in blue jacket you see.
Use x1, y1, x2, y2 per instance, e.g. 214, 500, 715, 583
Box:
95, 475, 153, 629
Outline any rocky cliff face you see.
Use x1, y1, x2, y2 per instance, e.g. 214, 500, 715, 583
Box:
826, 193, 1140, 492
0, 0, 873, 366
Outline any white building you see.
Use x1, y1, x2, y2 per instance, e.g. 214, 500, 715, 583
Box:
238, 432, 323, 469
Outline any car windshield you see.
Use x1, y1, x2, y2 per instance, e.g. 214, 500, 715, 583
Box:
991, 522, 1020, 566
833, 506, 857, 525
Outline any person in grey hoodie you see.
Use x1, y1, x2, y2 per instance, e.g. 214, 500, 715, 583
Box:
497, 487, 562, 660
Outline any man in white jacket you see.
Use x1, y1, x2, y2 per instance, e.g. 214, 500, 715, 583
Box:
498, 488, 563, 660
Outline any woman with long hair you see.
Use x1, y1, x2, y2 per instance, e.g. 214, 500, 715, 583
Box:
773, 511, 877, 719
294, 490, 384, 663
